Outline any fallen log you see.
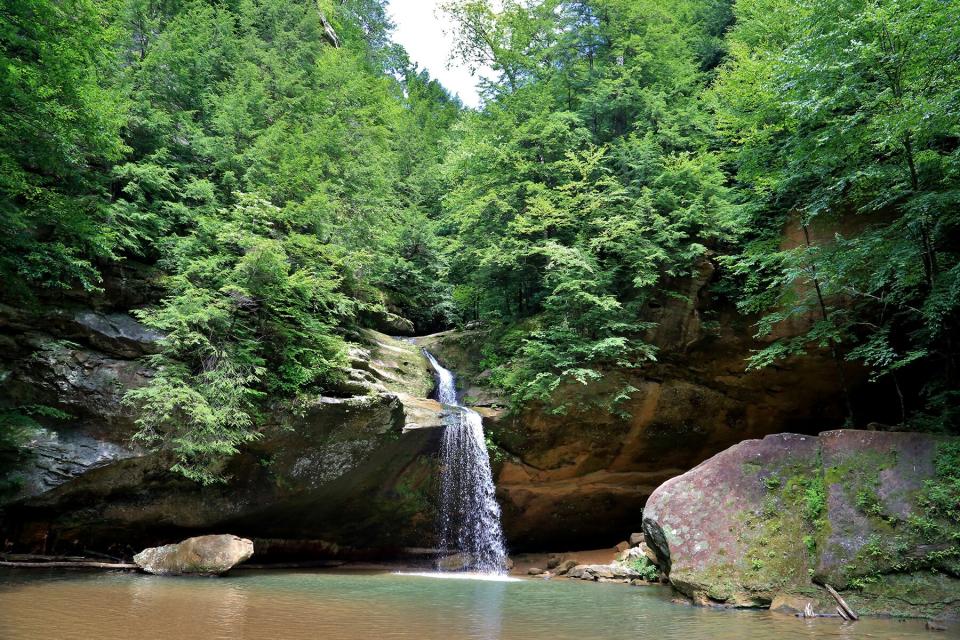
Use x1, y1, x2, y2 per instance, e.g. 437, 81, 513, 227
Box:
83, 549, 127, 563
233, 560, 345, 570
0, 561, 138, 570
825, 583, 859, 621
0, 554, 91, 562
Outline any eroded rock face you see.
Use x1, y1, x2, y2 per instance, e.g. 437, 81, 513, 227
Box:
7, 335, 151, 430
1, 311, 155, 502
417, 252, 889, 551
49, 309, 163, 358
642, 430, 960, 616
134, 534, 254, 575
2, 427, 137, 502
493, 358, 873, 551
1, 330, 445, 557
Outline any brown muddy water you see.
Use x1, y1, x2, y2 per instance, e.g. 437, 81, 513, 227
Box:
0, 568, 950, 639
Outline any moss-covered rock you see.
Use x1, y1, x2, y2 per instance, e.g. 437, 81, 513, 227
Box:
642, 430, 960, 617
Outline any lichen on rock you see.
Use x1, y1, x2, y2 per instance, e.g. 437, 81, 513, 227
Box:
642, 430, 960, 617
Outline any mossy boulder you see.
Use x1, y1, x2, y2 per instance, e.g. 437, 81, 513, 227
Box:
642, 429, 960, 616
642, 433, 820, 606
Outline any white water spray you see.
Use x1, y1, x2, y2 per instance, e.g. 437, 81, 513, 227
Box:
424, 350, 509, 575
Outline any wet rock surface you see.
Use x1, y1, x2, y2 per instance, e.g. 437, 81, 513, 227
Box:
3, 427, 137, 502
6, 335, 151, 430
565, 562, 646, 582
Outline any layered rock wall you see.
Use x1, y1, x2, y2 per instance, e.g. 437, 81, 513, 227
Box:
421, 255, 890, 550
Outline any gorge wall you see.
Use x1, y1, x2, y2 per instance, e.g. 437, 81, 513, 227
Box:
1, 252, 893, 557
420, 255, 893, 551
0, 269, 448, 557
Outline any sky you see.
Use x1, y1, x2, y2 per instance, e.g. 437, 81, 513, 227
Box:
386, 0, 490, 108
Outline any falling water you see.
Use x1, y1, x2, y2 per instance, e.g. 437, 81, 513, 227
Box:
424, 350, 509, 574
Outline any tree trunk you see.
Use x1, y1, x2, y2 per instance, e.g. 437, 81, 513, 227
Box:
803, 224, 856, 423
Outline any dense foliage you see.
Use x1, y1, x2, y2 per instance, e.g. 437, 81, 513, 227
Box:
439, 0, 739, 407
438, 0, 958, 430
1, 0, 462, 481
2, 0, 957, 480
715, 0, 960, 429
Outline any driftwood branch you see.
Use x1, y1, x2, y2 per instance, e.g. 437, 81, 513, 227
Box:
825, 583, 859, 621
0, 561, 138, 570
1, 554, 90, 562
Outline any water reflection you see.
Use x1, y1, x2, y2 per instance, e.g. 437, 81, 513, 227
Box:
124, 576, 252, 640
467, 578, 506, 640
0, 569, 946, 640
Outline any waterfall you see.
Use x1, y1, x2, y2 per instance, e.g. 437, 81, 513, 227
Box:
424, 350, 508, 574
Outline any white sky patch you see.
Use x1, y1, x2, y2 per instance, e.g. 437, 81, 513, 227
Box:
387, 0, 491, 108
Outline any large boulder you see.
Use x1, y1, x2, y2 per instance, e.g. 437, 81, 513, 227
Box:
642, 430, 960, 617
134, 534, 254, 575
642, 433, 820, 606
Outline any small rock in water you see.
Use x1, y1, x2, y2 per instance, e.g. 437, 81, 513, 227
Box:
629, 532, 645, 547
926, 619, 948, 632
554, 559, 578, 575
436, 552, 474, 572
589, 565, 615, 579
566, 565, 588, 579
769, 594, 817, 616
133, 534, 253, 576
614, 541, 630, 553
528, 567, 544, 575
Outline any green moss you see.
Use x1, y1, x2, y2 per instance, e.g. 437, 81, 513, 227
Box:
844, 572, 960, 618
627, 555, 661, 581
840, 441, 960, 593
803, 474, 826, 524
742, 462, 762, 476
727, 459, 823, 599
